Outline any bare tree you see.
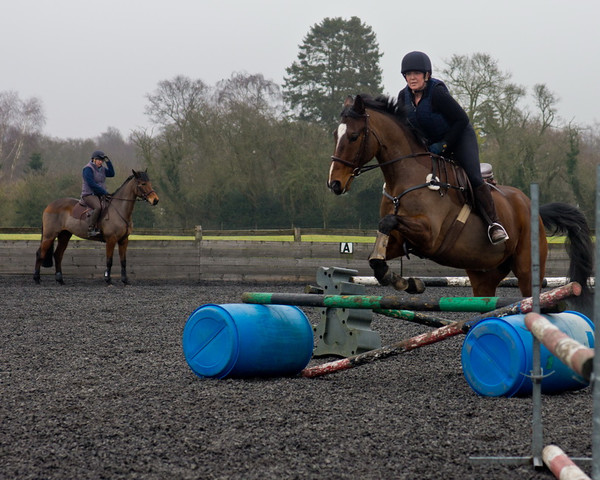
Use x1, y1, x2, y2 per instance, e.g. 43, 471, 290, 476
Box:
216, 72, 283, 118
0, 91, 45, 183
144, 76, 209, 132
532, 84, 557, 135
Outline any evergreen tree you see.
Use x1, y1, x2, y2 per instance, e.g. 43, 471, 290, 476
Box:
283, 17, 383, 129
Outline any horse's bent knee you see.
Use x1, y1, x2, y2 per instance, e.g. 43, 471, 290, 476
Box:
378, 214, 400, 235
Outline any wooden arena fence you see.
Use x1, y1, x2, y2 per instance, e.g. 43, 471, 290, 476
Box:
0, 227, 574, 283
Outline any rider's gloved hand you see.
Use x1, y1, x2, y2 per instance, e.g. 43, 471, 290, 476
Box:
428, 142, 447, 155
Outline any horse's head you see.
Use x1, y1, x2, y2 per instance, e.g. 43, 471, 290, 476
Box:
132, 170, 159, 205
328, 95, 380, 195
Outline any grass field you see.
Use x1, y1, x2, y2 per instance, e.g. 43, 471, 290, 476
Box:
0, 233, 568, 243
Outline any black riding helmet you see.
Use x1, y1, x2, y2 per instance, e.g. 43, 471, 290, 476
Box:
401, 51, 432, 75
91, 150, 108, 160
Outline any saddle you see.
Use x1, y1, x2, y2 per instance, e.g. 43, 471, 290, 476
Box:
72, 198, 110, 222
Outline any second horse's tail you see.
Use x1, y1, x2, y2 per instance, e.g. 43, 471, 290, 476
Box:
539, 202, 594, 292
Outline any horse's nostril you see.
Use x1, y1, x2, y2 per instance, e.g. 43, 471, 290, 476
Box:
328, 180, 343, 195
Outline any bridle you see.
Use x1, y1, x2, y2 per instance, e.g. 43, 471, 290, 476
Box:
109, 176, 157, 203
330, 112, 432, 179
134, 180, 157, 202
330, 110, 464, 214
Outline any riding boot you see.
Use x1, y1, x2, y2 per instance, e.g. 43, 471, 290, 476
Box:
88, 209, 102, 237
474, 183, 509, 245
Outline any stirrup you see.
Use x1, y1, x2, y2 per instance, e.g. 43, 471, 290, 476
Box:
488, 223, 509, 245
88, 227, 102, 237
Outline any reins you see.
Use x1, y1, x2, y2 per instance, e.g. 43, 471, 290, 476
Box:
331, 110, 464, 214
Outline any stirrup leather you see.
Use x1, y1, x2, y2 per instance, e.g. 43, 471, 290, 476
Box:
487, 223, 509, 245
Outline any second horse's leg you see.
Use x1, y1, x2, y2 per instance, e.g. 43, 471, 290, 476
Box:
118, 237, 129, 285
54, 231, 72, 285
104, 239, 117, 285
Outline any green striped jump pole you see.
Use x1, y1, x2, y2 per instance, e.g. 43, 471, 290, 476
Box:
299, 282, 581, 378
242, 292, 529, 313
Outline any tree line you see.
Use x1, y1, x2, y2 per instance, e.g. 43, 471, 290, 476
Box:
1, 17, 598, 231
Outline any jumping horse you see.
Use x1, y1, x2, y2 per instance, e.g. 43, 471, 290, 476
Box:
34, 170, 159, 285
328, 94, 593, 298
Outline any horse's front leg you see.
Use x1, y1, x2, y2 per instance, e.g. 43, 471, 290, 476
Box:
368, 215, 409, 291
368, 214, 425, 294
104, 240, 117, 285
118, 237, 129, 285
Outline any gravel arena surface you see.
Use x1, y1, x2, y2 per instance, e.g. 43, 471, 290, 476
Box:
1, 275, 594, 479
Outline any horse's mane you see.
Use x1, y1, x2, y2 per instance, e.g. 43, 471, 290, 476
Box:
344, 94, 424, 146
340, 94, 404, 122
111, 171, 149, 196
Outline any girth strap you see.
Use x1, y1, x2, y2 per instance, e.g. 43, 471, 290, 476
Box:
433, 203, 472, 258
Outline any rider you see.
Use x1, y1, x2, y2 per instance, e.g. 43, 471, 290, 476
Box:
396, 51, 509, 245
81, 150, 115, 237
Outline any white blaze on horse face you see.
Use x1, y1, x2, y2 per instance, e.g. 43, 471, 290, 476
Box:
330, 123, 348, 182
336, 123, 347, 149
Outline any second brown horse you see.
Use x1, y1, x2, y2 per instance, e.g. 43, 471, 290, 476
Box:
34, 170, 159, 285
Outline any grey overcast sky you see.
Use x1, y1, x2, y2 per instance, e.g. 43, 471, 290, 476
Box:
3, 0, 598, 139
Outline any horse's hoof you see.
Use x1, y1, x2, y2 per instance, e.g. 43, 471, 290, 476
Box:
405, 277, 426, 294
390, 274, 409, 292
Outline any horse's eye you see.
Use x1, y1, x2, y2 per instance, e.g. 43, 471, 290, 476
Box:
349, 132, 360, 142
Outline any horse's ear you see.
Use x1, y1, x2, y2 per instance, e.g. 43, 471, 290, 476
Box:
353, 95, 365, 115
132, 169, 138, 177
343, 95, 354, 108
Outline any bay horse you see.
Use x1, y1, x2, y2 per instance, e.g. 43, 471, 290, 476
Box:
34, 170, 159, 285
328, 94, 593, 299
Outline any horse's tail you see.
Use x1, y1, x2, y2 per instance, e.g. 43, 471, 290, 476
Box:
539, 202, 594, 294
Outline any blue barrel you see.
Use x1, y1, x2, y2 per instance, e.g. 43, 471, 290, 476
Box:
182, 304, 314, 379
461, 311, 594, 397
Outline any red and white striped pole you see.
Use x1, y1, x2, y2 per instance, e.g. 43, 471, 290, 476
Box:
525, 312, 594, 382
543, 445, 591, 480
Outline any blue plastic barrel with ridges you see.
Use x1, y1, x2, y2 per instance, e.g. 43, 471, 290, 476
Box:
182, 304, 314, 379
461, 311, 594, 397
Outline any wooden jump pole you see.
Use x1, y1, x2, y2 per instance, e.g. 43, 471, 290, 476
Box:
542, 445, 591, 480
525, 312, 594, 382
300, 282, 582, 378
242, 292, 530, 313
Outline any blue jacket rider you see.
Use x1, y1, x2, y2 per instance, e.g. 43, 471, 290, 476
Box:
81, 150, 115, 237
397, 51, 508, 245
